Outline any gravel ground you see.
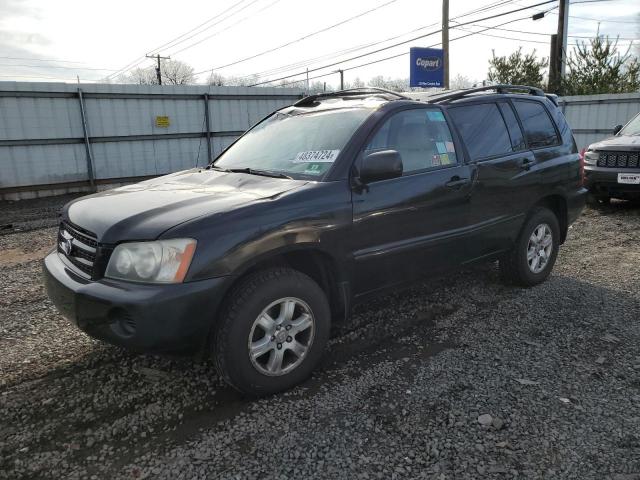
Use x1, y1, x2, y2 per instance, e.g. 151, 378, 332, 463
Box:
1, 197, 639, 480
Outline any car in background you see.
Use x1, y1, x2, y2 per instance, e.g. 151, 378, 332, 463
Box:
43, 85, 586, 396
583, 112, 640, 204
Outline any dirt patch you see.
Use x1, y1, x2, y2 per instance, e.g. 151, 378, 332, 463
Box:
0, 246, 52, 267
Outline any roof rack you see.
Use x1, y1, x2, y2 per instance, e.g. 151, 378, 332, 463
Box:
293, 87, 409, 107
424, 84, 546, 104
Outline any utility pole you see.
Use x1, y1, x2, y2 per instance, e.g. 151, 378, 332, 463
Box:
306, 68, 310, 94
442, 0, 449, 89
549, 34, 559, 92
557, 0, 569, 78
335, 69, 344, 90
146, 53, 170, 85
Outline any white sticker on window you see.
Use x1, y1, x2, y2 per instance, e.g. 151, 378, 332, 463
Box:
293, 150, 340, 163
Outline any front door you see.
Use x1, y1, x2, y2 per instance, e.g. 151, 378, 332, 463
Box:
350, 107, 474, 297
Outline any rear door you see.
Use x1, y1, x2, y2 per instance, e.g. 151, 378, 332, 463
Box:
447, 100, 538, 260
350, 106, 474, 297
511, 99, 568, 195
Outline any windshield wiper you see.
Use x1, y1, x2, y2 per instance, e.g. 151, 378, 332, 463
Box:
209, 166, 292, 179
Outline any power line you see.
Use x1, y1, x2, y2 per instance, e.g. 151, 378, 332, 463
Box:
243, 22, 441, 80
161, 0, 265, 56
0, 55, 88, 64
460, 22, 638, 40
249, 0, 557, 87
570, 0, 619, 4
149, 0, 257, 54
456, 27, 636, 45
0, 63, 118, 71
194, 0, 404, 75
230, 0, 526, 83
168, 0, 282, 56
514, 0, 638, 23
559, 13, 639, 24
275, 17, 536, 88
0, 73, 101, 81
106, 0, 252, 79
275, 6, 617, 90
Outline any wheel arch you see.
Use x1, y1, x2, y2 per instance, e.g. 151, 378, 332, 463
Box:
200, 245, 351, 355
533, 194, 568, 244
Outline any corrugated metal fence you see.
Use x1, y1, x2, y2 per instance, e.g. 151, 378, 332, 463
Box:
559, 92, 640, 151
0, 82, 303, 200
1, 85, 639, 200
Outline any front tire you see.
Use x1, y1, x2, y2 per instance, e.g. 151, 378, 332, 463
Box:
499, 207, 560, 287
213, 268, 330, 396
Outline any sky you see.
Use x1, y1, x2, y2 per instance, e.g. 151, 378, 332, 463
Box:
0, 0, 638, 88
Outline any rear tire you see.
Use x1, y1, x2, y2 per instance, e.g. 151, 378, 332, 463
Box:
213, 267, 330, 396
499, 207, 560, 287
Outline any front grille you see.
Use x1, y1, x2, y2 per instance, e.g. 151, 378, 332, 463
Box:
58, 221, 98, 277
597, 151, 640, 168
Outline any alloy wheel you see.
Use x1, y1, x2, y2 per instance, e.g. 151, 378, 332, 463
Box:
247, 297, 315, 376
527, 223, 553, 274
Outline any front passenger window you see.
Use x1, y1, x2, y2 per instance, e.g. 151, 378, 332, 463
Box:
365, 109, 458, 174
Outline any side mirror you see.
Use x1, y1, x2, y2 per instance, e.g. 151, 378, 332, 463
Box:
613, 124, 623, 135
359, 150, 403, 184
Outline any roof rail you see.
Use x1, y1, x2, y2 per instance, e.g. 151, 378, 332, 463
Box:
294, 87, 409, 107
424, 84, 546, 104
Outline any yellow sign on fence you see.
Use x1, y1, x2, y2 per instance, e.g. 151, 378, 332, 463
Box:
155, 115, 170, 128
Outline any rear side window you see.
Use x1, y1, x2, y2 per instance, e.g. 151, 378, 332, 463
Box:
512, 100, 559, 148
448, 103, 512, 161
365, 108, 458, 174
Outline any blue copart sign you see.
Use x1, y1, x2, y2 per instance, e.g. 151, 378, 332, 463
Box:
410, 47, 444, 88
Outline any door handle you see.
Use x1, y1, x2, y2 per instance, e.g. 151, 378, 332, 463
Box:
520, 158, 535, 170
445, 176, 470, 189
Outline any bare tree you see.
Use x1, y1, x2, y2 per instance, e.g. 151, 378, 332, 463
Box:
225, 74, 260, 86
309, 80, 332, 93
207, 72, 226, 86
450, 74, 473, 89
367, 75, 405, 91
119, 59, 195, 85
344, 77, 365, 89
161, 59, 195, 85
120, 66, 157, 85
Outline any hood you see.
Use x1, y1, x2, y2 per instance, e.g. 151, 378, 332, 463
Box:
589, 134, 640, 151
65, 169, 308, 243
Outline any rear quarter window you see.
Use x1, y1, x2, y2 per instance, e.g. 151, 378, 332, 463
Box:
512, 100, 560, 149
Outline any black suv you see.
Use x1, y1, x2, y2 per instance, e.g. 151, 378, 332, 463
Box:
583, 111, 640, 204
44, 85, 586, 395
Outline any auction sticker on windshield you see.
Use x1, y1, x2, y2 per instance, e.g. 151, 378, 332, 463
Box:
293, 150, 340, 163
618, 173, 640, 184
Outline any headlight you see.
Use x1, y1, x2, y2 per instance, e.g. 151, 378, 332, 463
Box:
105, 238, 197, 283
584, 150, 599, 165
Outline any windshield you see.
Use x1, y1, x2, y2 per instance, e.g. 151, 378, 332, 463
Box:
620, 113, 640, 136
213, 108, 373, 179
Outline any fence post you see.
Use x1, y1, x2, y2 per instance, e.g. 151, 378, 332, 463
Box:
203, 93, 213, 164
77, 88, 96, 191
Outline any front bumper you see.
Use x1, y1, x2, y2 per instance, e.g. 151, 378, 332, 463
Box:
584, 166, 640, 198
43, 251, 228, 353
